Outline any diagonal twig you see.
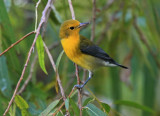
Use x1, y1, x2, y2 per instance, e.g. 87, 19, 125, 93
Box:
43, 42, 66, 101
3, 0, 54, 115
0, 31, 35, 57
35, 0, 41, 31
75, 65, 82, 116
17, 41, 60, 95
43, 42, 70, 115
17, 54, 38, 95
53, 87, 76, 116
68, 0, 75, 20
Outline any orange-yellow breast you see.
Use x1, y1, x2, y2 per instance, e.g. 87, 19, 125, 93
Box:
61, 35, 102, 71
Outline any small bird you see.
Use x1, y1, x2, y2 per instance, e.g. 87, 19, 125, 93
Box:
59, 19, 128, 89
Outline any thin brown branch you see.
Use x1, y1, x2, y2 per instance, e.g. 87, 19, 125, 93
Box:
67, 0, 82, 115
17, 42, 60, 95
35, 0, 41, 31
133, 18, 160, 68
3, 0, 54, 115
43, 42, 69, 114
17, 54, 38, 95
90, 0, 96, 41
0, 31, 35, 57
53, 87, 76, 116
75, 65, 82, 116
43, 42, 66, 101
68, 0, 75, 20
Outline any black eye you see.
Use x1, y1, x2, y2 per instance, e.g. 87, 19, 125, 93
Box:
70, 27, 74, 30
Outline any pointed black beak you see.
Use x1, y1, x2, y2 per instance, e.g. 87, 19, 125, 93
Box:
78, 22, 90, 28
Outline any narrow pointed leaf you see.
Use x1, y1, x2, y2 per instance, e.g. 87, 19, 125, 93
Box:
14, 95, 29, 116
83, 97, 94, 106
55, 50, 64, 93
39, 99, 60, 116
14, 95, 29, 110
0, 0, 21, 73
56, 50, 64, 70
56, 111, 63, 116
36, 35, 48, 74
85, 103, 107, 116
114, 100, 155, 113
101, 102, 110, 113
65, 98, 69, 111
0, 55, 11, 97
69, 98, 80, 116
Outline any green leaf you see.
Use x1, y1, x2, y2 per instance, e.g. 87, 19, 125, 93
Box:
85, 103, 107, 116
39, 99, 60, 116
0, 0, 21, 73
114, 100, 155, 113
65, 98, 69, 111
36, 35, 48, 74
69, 98, 80, 116
56, 111, 63, 116
14, 95, 29, 110
14, 95, 29, 116
83, 97, 94, 106
0, 0, 16, 43
0, 55, 12, 97
9, 103, 16, 116
21, 110, 29, 116
56, 50, 64, 70
101, 102, 110, 113
82, 108, 90, 116
28, 103, 42, 115
70, 89, 78, 98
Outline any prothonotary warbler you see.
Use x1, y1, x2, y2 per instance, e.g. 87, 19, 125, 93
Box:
59, 19, 128, 89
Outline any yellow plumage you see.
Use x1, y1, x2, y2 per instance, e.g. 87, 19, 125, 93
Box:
61, 34, 100, 71
59, 19, 128, 89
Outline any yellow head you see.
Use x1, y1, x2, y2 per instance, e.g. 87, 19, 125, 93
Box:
59, 19, 89, 39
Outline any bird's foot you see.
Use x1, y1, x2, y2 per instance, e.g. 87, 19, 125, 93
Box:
74, 84, 84, 90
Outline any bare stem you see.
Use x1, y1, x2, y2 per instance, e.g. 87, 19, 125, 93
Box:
53, 87, 76, 116
75, 65, 82, 116
0, 31, 35, 57
35, 0, 41, 31
3, 0, 54, 115
43, 42, 66, 101
68, 0, 75, 20
90, 0, 96, 41
17, 41, 60, 95
17, 54, 38, 95
43, 42, 69, 115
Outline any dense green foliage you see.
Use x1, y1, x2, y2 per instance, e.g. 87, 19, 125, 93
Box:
0, 0, 160, 115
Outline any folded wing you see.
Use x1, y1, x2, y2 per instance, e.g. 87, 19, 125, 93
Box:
79, 36, 128, 69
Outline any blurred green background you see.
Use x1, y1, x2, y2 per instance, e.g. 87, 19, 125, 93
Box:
0, 0, 160, 115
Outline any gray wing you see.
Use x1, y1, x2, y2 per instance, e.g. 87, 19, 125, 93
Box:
79, 36, 128, 69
